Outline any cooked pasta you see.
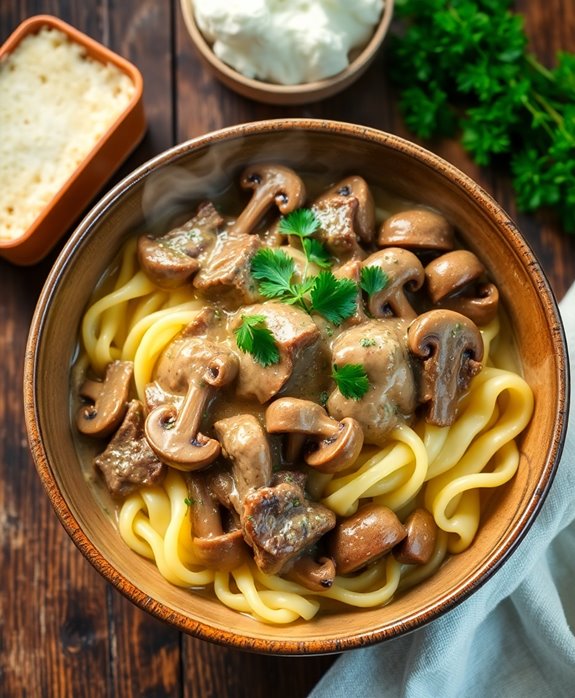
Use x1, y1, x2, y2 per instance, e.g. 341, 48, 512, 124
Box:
75, 171, 534, 624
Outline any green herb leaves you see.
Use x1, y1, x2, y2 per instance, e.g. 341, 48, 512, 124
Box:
279, 208, 332, 268
360, 266, 388, 296
390, 0, 575, 233
332, 364, 370, 401
234, 314, 280, 367
250, 248, 357, 325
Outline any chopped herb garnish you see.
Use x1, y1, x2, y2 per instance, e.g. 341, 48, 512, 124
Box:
332, 363, 370, 401
302, 237, 332, 268
309, 271, 357, 325
250, 251, 355, 324
251, 248, 295, 300
234, 314, 280, 367
279, 208, 320, 238
360, 337, 377, 347
279, 208, 332, 268
184, 497, 196, 506
360, 265, 388, 296
319, 390, 329, 406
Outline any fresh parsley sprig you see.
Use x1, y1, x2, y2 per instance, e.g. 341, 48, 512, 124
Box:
390, 0, 575, 233
278, 208, 332, 268
250, 248, 357, 325
234, 314, 280, 367
332, 363, 370, 401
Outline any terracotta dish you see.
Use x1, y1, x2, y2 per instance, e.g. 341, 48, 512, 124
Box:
24, 120, 568, 654
180, 0, 395, 105
0, 15, 145, 265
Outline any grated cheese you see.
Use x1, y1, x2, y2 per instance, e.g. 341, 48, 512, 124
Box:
0, 26, 136, 241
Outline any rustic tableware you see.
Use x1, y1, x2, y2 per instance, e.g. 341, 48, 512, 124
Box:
180, 0, 395, 105
24, 119, 568, 654
0, 15, 146, 265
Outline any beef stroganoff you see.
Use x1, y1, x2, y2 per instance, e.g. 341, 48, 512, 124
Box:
74, 164, 533, 623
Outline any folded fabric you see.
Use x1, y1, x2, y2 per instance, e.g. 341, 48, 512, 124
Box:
309, 283, 575, 698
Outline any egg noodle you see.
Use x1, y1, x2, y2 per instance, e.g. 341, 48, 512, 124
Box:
80, 239, 534, 623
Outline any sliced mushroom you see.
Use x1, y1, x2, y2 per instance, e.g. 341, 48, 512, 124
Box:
314, 176, 376, 244
214, 414, 272, 503
76, 360, 133, 438
137, 201, 222, 289
328, 503, 407, 575
408, 309, 484, 426
242, 480, 336, 575
265, 397, 364, 473
285, 555, 336, 591
425, 250, 499, 326
145, 340, 239, 470
362, 248, 425, 320
232, 164, 306, 236
187, 472, 247, 571
379, 209, 454, 254
393, 508, 438, 565
94, 399, 166, 497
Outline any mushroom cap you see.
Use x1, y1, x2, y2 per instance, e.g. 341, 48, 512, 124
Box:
233, 163, 306, 236
137, 235, 200, 289
305, 418, 364, 473
328, 503, 407, 574
363, 248, 425, 320
393, 508, 438, 565
286, 555, 336, 592
265, 397, 339, 437
379, 209, 454, 251
439, 281, 499, 327
76, 360, 133, 438
425, 250, 486, 304
407, 309, 484, 426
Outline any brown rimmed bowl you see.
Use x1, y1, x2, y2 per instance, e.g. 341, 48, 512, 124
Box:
24, 119, 569, 654
180, 0, 395, 105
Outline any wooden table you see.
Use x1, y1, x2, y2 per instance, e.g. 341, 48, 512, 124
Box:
1, 2, 574, 696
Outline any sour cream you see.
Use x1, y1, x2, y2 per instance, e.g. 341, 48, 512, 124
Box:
193, 0, 385, 86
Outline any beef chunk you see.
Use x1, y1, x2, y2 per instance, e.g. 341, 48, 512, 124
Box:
312, 195, 364, 258
94, 400, 166, 497
242, 481, 336, 575
137, 201, 222, 288
193, 231, 261, 304
231, 302, 320, 403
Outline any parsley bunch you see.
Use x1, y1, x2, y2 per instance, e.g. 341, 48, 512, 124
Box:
390, 0, 575, 232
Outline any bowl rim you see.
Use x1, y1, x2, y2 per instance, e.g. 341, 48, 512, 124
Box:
180, 0, 395, 103
24, 118, 570, 654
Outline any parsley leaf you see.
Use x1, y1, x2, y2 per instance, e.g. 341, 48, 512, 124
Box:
251, 248, 294, 299
360, 266, 388, 296
234, 314, 280, 367
279, 208, 320, 238
303, 238, 332, 268
390, 0, 575, 233
309, 271, 357, 325
332, 363, 370, 401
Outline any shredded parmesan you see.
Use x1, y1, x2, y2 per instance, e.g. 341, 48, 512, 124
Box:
0, 26, 136, 241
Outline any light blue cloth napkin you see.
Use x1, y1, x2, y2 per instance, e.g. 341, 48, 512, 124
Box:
310, 283, 575, 698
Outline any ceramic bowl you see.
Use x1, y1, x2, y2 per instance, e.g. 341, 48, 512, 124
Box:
24, 119, 568, 654
180, 0, 395, 105
0, 15, 145, 265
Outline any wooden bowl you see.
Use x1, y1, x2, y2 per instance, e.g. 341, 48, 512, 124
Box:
180, 0, 395, 105
24, 120, 568, 654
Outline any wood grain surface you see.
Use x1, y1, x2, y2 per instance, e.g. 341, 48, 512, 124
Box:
1, 1, 574, 696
